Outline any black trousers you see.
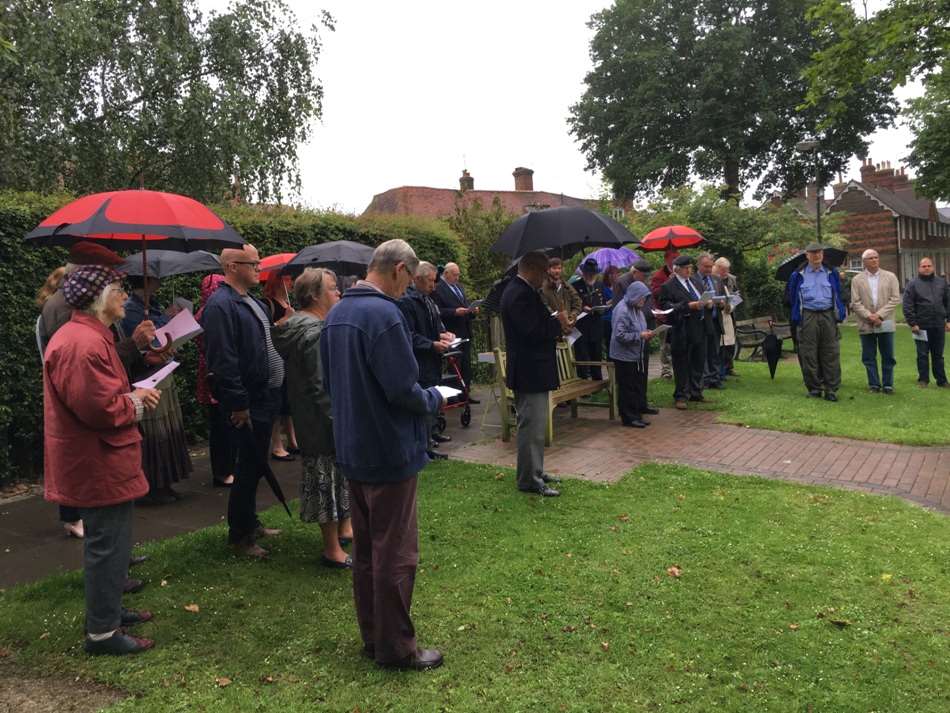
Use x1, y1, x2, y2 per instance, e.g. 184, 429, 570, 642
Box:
457, 340, 473, 391
703, 331, 722, 386
915, 326, 947, 385
574, 333, 603, 380
672, 334, 706, 401
227, 388, 280, 544
59, 505, 81, 523
208, 404, 238, 482
615, 358, 647, 423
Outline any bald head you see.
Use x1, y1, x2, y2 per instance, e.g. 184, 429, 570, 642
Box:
442, 262, 461, 285
221, 244, 260, 293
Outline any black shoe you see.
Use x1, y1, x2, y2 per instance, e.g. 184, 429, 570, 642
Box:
84, 632, 154, 656
824, 392, 838, 402
212, 477, 233, 488
518, 484, 560, 497
624, 420, 648, 428
128, 555, 148, 568
427, 450, 448, 461
468, 397, 481, 404
432, 433, 452, 443
123, 578, 145, 594
378, 647, 444, 671
288, 447, 301, 455
869, 386, 881, 393
540, 472, 561, 484
120, 608, 154, 626
320, 555, 353, 569
883, 387, 894, 395
642, 407, 660, 415
688, 395, 705, 402
271, 452, 295, 462
807, 390, 823, 398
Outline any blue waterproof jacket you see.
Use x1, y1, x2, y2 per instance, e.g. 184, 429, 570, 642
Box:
320, 285, 441, 483
787, 265, 846, 325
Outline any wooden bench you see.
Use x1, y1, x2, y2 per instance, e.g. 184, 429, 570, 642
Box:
734, 316, 792, 360
493, 342, 616, 446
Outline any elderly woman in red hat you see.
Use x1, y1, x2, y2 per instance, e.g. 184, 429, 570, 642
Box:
43, 265, 162, 656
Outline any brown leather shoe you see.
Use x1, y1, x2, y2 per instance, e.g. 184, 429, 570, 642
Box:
378, 647, 444, 671
231, 542, 269, 559
674, 400, 687, 410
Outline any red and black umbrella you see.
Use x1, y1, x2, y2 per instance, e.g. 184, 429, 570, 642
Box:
640, 225, 705, 251
24, 190, 245, 251
257, 252, 297, 283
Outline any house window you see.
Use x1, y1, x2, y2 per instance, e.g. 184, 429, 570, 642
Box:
848, 256, 863, 272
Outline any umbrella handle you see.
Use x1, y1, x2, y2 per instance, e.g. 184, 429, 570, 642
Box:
147, 331, 173, 354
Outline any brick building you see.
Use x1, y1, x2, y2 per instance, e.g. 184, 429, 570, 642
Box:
825, 159, 950, 283
362, 167, 607, 219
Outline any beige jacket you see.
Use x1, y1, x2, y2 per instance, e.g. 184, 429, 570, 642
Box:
850, 269, 901, 334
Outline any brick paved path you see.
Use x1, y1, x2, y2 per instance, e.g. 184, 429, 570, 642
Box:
447, 406, 950, 513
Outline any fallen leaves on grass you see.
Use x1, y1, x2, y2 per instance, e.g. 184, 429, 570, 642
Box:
788, 623, 800, 631
39, 632, 49, 640
215, 676, 232, 688
160, 579, 168, 587
260, 675, 275, 684
666, 565, 683, 578
600, 641, 610, 652
617, 513, 631, 523
562, 625, 576, 633
184, 604, 200, 613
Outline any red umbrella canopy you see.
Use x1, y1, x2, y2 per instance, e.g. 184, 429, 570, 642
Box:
258, 252, 297, 283
24, 190, 245, 251
640, 225, 705, 251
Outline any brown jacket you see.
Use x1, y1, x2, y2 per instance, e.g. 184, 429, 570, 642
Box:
850, 269, 901, 334
541, 279, 582, 334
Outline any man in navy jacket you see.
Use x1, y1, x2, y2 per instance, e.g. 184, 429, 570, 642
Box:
201, 245, 283, 558
500, 251, 571, 496
321, 239, 445, 672
433, 262, 478, 400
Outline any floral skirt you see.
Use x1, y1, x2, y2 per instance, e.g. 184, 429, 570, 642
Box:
139, 373, 192, 490
299, 454, 350, 524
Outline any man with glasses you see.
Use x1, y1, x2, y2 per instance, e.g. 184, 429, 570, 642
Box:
201, 244, 285, 558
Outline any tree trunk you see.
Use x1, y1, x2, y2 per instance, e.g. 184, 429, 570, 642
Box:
721, 158, 740, 201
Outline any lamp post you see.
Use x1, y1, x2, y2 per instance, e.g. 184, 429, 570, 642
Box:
795, 140, 822, 242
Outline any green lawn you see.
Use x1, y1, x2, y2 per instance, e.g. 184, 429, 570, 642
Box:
1, 461, 948, 712
648, 324, 950, 445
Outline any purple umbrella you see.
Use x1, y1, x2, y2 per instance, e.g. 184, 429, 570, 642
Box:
574, 247, 641, 275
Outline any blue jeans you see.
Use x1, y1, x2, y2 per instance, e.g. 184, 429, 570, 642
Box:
860, 332, 896, 389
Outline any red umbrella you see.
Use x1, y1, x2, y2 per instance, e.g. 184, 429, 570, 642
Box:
25, 190, 245, 349
640, 225, 705, 251
258, 252, 297, 283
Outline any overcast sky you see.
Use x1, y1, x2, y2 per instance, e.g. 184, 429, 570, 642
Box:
201, 0, 921, 212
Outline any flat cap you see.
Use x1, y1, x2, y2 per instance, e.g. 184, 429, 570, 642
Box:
672, 254, 694, 267
632, 259, 653, 274
804, 242, 825, 252
580, 258, 600, 273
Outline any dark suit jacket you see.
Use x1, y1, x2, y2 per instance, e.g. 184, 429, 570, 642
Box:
433, 280, 474, 338
695, 272, 726, 336
397, 287, 445, 387
500, 276, 562, 393
658, 274, 707, 349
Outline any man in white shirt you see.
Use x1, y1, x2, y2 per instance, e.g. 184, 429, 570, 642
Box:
849, 249, 901, 393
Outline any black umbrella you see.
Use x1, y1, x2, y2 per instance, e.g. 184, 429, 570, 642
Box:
282, 240, 374, 277
775, 247, 848, 282
248, 426, 292, 518
490, 206, 637, 259
119, 250, 221, 278
763, 333, 782, 379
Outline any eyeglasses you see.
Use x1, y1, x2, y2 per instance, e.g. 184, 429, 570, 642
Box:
232, 261, 261, 270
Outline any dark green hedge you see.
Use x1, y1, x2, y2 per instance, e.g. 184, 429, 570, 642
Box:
0, 192, 466, 483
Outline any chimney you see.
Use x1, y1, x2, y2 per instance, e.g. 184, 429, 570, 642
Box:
859, 158, 875, 185
459, 169, 474, 192
513, 166, 534, 191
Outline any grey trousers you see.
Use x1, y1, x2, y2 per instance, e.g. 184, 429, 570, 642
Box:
80, 501, 134, 635
515, 391, 548, 491
798, 308, 841, 393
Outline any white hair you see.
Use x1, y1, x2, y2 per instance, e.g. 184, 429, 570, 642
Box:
714, 257, 731, 269
368, 239, 419, 274
861, 249, 879, 260
415, 261, 437, 277
83, 282, 123, 321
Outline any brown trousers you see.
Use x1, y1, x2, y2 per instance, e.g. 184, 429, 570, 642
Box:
348, 476, 419, 663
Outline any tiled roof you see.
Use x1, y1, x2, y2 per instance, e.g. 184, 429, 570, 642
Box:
827, 180, 949, 223
362, 186, 595, 218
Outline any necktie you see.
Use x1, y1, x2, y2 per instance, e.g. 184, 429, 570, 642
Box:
705, 276, 718, 318
452, 283, 464, 303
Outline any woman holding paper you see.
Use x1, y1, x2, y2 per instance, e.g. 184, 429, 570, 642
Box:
609, 281, 654, 428
272, 268, 353, 569
120, 276, 193, 505
43, 265, 161, 655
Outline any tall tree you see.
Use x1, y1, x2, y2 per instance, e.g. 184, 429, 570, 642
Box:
0, 0, 333, 203
803, 0, 950, 200
569, 0, 895, 202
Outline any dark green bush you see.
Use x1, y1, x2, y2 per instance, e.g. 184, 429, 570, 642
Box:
0, 193, 466, 483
